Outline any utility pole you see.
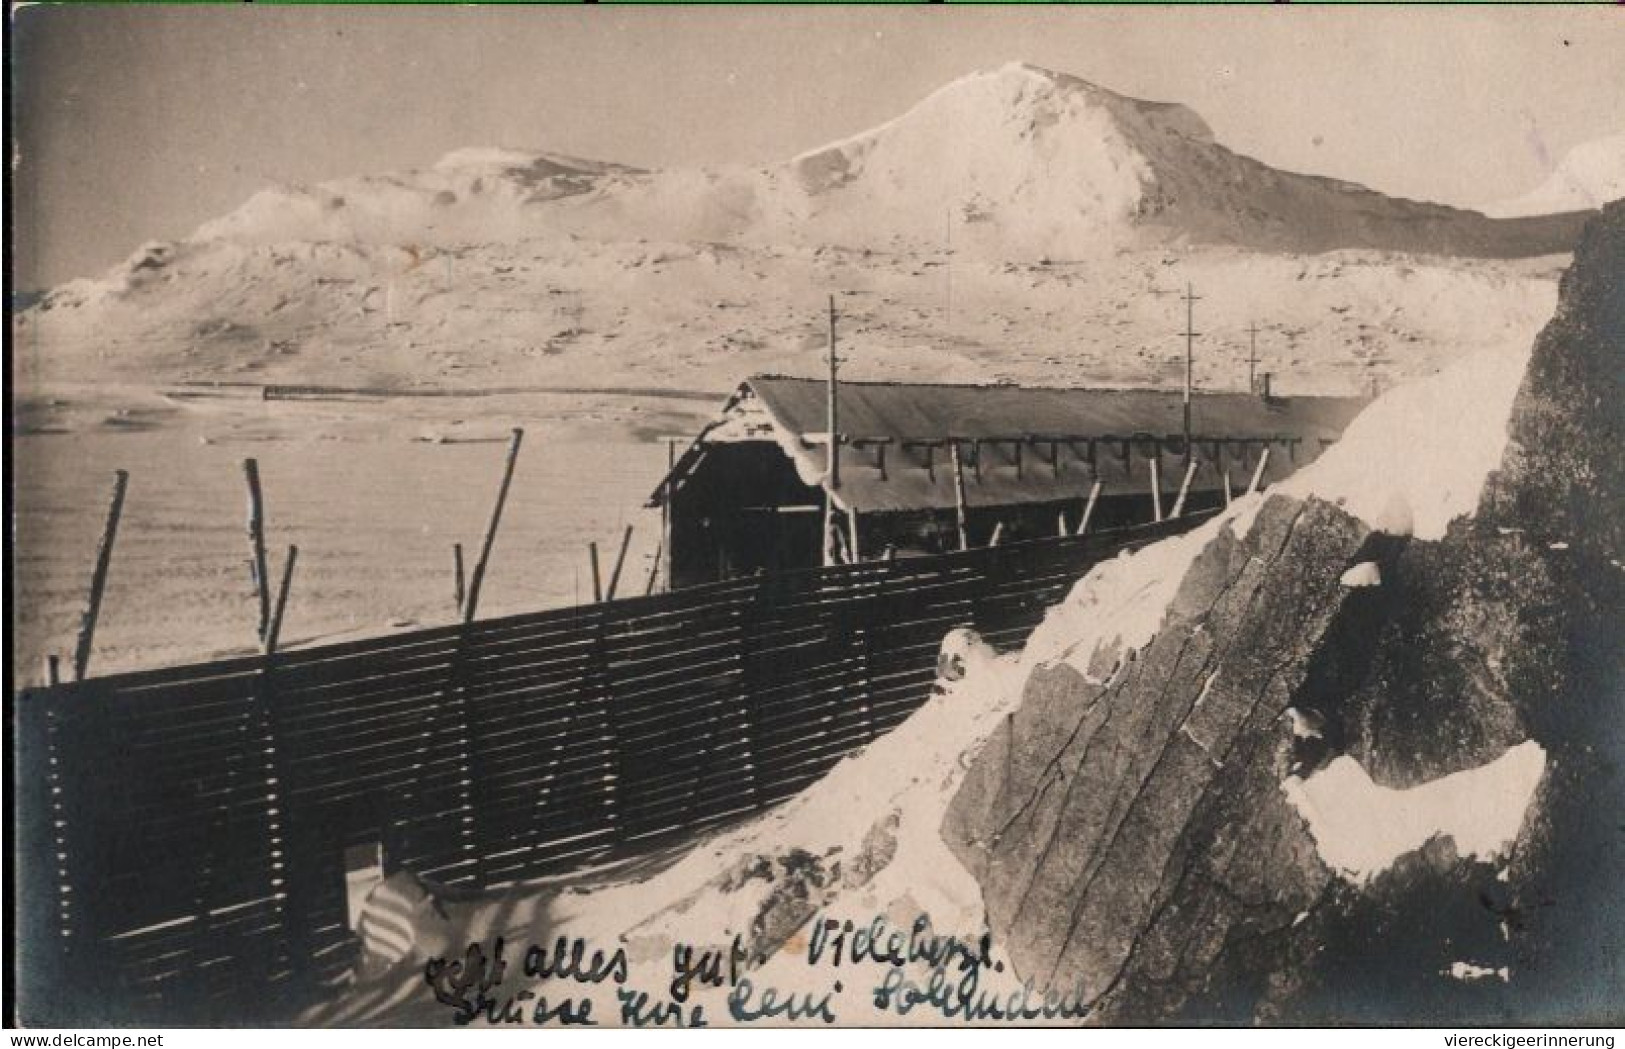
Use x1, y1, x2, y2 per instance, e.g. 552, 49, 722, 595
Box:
1247, 321, 1262, 395
1181, 283, 1201, 455
827, 295, 840, 492
822, 295, 842, 567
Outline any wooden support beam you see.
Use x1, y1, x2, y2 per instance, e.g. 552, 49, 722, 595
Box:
835, 522, 854, 565
847, 507, 861, 563
242, 459, 271, 644
463, 428, 524, 623
1013, 440, 1023, 480
1057, 510, 1069, 537
44, 655, 60, 687
950, 441, 970, 552
73, 469, 129, 682
1076, 480, 1102, 536
589, 542, 603, 603
822, 493, 837, 568
1223, 469, 1234, 507
605, 524, 634, 601
1149, 455, 1164, 523
989, 522, 1005, 547
1171, 458, 1199, 518
264, 544, 298, 656
1247, 447, 1272, 495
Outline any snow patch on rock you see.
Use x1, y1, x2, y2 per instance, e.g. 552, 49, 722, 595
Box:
1339, 561, 1383, 587
1282, 740, 1547, 884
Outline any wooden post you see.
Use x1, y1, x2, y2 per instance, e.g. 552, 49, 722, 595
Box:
1149, 454, 1164, 523
243, 460, 271, 644
72, 469, 128, 682
452, 543, 465, 616
1076, 479, 1102, 536
989, 522, 1005, 548
605, 524, 634, 601
1171, 458, 1199, 518
589, 542, 603, 603
264, 545, 298, 656
462, 427, 524, 623
1223, 469, 1234, 507
44, 655, 60, 687
1057, 510, 1069, 537
847, 507, 861, 563
663, 438, 676, 591
1247, 447, 1272, 495
950, 441, 970, 552
645, 539, 663, 596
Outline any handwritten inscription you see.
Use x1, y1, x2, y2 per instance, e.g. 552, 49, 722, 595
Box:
421, 912, 1092, 1027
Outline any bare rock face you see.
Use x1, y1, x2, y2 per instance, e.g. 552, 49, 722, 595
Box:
944, 202, 1625, 1023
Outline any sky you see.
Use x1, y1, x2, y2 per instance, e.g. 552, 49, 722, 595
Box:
10, 5, 1623, 291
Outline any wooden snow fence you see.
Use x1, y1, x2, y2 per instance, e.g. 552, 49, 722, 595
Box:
14, 512, 1210, 1022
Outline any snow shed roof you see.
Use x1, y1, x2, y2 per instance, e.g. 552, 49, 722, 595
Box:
651, 376, 1370, 515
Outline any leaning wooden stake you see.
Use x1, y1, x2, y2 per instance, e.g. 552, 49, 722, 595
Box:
950, 441, 971, 552
644, 539, 663, 596
589, 542, 603, 603
243, 460, 271, 643
1170, 458, 1199, 518
452, 543, 466, 616
73, 469, 129, 682
1246, 447, 1272, 496
1149, 456, 1164, 523
264, 545, 299, 656
462, 428, 524, 623
605, 524, 634, 601
1057, 510, 1069, 537
988, 522, 1005, 548
1075, 480, 1102, 536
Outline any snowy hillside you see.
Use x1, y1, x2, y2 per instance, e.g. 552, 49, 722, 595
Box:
1484, 133, 1625, 218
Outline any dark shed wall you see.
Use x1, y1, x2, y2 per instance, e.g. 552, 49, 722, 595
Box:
669, 442, 826, 588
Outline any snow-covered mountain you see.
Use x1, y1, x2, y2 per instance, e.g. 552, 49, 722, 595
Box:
144, 63, 1588, 260
1483, 132, 1625, 218
15, 63, 1583, 393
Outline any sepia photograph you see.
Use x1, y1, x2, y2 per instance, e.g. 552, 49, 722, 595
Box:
7, 2, 1623, 1032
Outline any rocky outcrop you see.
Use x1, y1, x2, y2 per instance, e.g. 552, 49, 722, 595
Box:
944, 202, 1625, 1023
